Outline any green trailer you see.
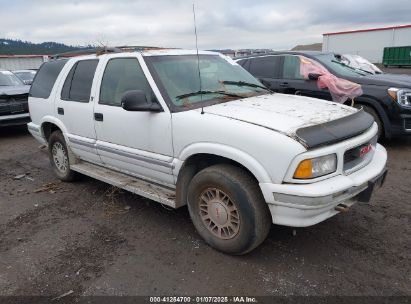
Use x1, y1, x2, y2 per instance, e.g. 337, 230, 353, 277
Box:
383, 46, 411, 67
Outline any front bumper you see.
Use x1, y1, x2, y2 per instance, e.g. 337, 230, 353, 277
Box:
0, 113, 31, 127
260, 144, 387, 227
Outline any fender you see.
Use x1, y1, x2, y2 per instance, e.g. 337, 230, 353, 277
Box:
175, 142, 272, 183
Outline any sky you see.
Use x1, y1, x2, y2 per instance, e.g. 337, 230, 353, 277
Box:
0, 0, 410, 50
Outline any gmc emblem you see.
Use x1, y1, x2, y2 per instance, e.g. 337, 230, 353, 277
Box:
359, 144, 372, 157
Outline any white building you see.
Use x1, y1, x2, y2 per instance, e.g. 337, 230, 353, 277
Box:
0, 55, 49, 70
322, 24, 411, 63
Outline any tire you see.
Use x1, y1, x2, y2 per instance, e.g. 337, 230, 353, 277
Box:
355, 104, 384, 139
187, 164, 272, 255
48, 130, 77, 182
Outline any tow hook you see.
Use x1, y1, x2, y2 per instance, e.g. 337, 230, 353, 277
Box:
335, 203, 350, 212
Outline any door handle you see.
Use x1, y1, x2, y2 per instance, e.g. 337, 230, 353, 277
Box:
57, 107, 64, 115
279, 82, 289, 87
94, 113, 103, 121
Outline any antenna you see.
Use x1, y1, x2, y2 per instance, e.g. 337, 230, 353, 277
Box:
192, 3, 204, 114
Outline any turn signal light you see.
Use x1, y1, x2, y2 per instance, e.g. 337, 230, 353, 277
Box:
293, 159, 313, 179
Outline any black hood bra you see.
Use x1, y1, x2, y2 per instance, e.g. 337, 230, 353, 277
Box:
296, 109, 375, 149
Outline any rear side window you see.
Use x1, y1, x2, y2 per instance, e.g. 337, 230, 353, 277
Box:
29, 59, 67, 99
249, 56, 279, 78
61, 60, 98, 102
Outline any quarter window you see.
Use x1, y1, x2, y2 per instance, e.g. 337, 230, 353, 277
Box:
237, 59, 250, 71
30, 59, 67, 99
99, 58, 157, 106
61, 60, 98, 102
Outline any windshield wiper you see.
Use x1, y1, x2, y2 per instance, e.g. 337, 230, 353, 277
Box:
331, 60, 370, 75
353, 67, 374, 75
220, 80, 272, 92
175, 90, 243, 100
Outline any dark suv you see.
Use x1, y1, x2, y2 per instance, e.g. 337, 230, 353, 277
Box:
0, 69, 30, 127
235, 51, 411, 139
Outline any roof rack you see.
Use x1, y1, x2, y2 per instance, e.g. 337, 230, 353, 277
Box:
51, 48, 96, 59
51, 46, 175, 59
116, 45, 171, 52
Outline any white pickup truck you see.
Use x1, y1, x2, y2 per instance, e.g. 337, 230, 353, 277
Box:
28, 49, 387, 254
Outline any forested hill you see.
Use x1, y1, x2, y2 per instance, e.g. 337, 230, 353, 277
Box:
0, 39, 85, 55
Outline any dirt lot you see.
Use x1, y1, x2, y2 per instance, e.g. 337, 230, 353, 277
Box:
0, 126, 410, 300
380, 66, 411, 75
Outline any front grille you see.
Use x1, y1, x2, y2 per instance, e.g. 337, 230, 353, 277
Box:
0, 93, 29, 116
343, 136, 377, 174
404, 118, 411, 130
0, 93, 29, 102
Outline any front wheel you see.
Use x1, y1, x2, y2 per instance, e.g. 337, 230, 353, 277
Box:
48, 130, 77, 182
355, 104, 384, 140
187, 164, 272, 255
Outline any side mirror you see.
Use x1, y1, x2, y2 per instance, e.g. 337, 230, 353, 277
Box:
121, 90, 162, 112
24, 80, 33, 85
308, 73, 321, 80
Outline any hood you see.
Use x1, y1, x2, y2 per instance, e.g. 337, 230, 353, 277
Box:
347, 73, 411, 88
0, 85, 30, 96
201, 94, 373, 148
201, 94, 357, 137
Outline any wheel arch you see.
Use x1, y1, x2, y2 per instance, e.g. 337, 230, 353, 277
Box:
174, 144, 272, 208
41, 118, 80, 166
40, 116, 69, 143
349, 96, 391, 138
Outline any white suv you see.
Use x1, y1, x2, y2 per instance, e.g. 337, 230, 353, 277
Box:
28, 49, 387, 254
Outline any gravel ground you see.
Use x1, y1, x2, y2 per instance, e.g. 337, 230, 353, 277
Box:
379, 66, 411, 75
0, 126, 410, 301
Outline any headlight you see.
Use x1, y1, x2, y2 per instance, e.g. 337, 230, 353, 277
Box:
293, 154, 337, 179
388, 88, 411, 108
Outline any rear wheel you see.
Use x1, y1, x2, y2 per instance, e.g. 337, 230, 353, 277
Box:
187, 164, 272, 255
48, 130, 77, 181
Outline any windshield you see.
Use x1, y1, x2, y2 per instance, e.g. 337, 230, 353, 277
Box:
145, 54, 268, 110
341, 54, 383, 74
314, 54, 368, 77
0, 71, 24, 86
14, 71, 36, 81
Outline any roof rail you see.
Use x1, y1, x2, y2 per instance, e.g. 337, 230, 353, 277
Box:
51, 47, 121, 59
95, 47, 123, 56
115, 45, 170, 52
51, 45, 175, 59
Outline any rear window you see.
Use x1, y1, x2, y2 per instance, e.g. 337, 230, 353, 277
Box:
29, 59, 67, 99
61, 60, 98, 102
